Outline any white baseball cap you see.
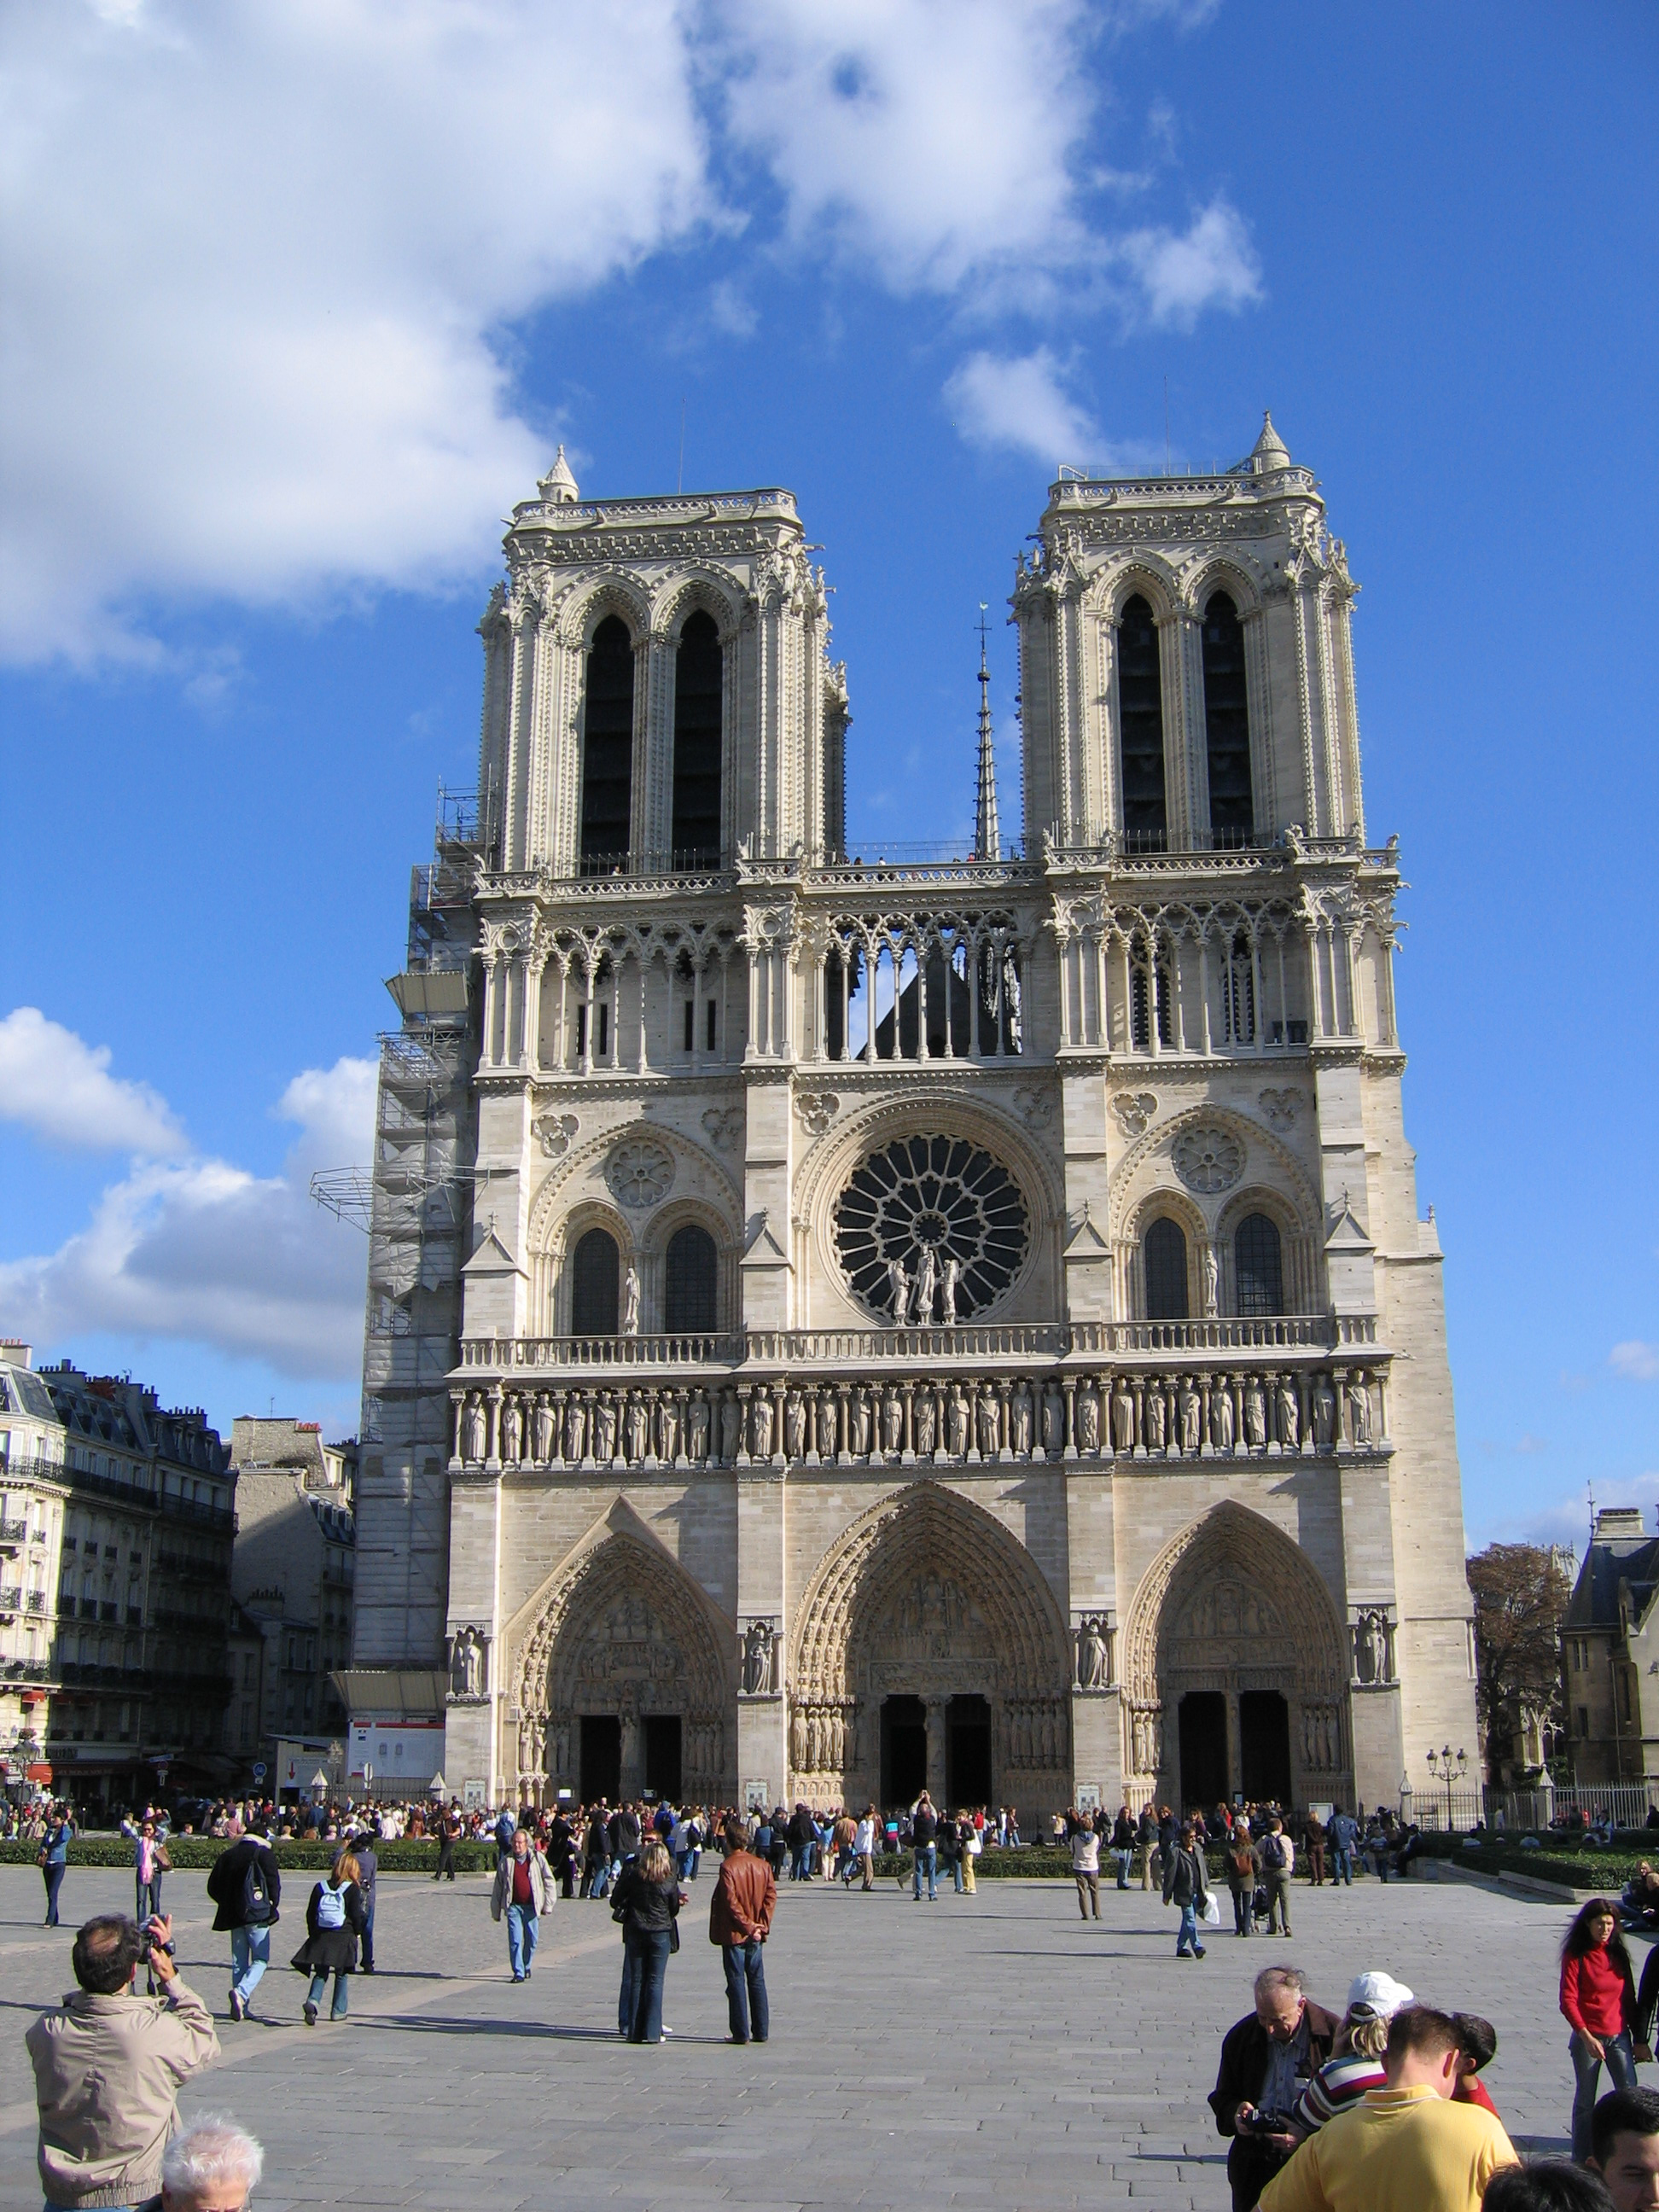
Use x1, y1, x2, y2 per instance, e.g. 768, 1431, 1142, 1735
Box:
1348, 1971, 1415, 2017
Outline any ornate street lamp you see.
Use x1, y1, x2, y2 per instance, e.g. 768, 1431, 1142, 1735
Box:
1425, 1743, 1468, 1831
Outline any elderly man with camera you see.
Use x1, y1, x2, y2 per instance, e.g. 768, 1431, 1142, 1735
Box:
26, 1909, 221, 2212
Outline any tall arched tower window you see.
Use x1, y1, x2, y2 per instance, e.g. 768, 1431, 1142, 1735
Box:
671, 610, 723, 864
1201, 591, 1253, 846
1233, 1213, 1284, 1316
571, 1227, 620, 1333
664, 1224, 718, 1332
1117, 594, 1167, 850
1144, 1216, 1188, 1319
580, 615, 635, 864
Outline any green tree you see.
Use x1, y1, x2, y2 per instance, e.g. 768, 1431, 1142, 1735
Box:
1466, 1542, 1573, 1783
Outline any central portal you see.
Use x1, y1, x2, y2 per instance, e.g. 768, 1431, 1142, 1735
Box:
946, 1693, 992, 1807
880, 1695, 928, 1805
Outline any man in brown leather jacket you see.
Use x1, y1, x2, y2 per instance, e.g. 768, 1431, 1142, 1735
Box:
709, 1820, 777, 2045
1210, 1965, 1340, 2210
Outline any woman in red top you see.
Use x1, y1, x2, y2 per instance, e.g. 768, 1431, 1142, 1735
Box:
1561, 1895, 1639, 2161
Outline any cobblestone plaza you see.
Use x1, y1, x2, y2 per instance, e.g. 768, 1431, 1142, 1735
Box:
0, 1866, 1585, 2209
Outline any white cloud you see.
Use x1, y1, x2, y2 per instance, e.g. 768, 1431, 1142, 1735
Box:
1118, 197, 1263, 329
0, 1008, 185, 1155
0, 1052, 376, 1381
1612, 1342, 1659, 1382
3, 0, 1260, 667
946, 349, 1099, 466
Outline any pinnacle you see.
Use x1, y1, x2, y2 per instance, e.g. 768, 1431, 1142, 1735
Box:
1249, 410, 1290, 473
974, 605, 1001, 862
538, 444, 579, 504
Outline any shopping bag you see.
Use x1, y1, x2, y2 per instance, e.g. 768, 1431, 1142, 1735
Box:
1201, 1889, 1221, 1926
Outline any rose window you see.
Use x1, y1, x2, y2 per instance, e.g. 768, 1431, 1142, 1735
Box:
834, 1133, 1028, 1323
1172, 1124, 1244, 1195
607, 1138, 674, 1209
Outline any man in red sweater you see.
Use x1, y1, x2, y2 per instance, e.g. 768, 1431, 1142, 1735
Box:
710, 1822, 777, 2046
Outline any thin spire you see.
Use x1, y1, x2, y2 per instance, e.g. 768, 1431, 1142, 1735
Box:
974, 603, 1001, 862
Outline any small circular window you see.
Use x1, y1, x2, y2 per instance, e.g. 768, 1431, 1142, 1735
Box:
834, 1133, 1029, 1324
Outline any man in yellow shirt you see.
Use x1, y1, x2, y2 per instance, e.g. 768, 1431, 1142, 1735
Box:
1260, 2005, 1517, 2212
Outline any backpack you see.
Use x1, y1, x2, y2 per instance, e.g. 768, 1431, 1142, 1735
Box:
240, 1852, 275, 1926
1260, 1833, 1287, 1871
1230, 1845, 1255, 1881
313, 1880, 347, 1930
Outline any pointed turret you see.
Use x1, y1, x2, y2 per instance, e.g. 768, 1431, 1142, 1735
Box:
1249, 410, 1290, 474
974, 605, 1002, 861
538, 444, 579, 504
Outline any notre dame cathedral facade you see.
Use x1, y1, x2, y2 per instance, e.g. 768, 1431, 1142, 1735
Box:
346, 416, 1476, 1821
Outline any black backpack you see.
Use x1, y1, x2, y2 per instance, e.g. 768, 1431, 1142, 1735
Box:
1260, 1833, 1287, 1871
240, 1851, 275, 1927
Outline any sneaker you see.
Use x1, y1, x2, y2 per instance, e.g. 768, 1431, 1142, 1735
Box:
229, 1991, 244, 2023
303, 2001, 318, 2025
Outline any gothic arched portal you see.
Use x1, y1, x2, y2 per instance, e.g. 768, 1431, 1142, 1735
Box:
1119, 1501, 1350, 1814
789, 1485, 1071, 1812
511, 1528, 729, 1807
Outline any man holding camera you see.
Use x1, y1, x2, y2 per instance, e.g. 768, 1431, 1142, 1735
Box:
26, 1911, 221, 2212
1210, 1965, 1340, 2211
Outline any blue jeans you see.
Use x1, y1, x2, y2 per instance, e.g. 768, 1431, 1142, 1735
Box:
626, 1926, 672, 2043
952, 1855, 965, 1892
507, 1904, 538, 1979
1572, 2029, 1636, 2161
307, 1968, 348, 2019
618, 1941, 638, 2033
723, 1937, 769, 2042
1176, 1901, 1199, 1954
42, 1862, 66, 1924
1114, 1849, 1132, 1889
1331, 1846, 1353, 1885
230, 1924, 271, 2003
912, 1843, 937, 1899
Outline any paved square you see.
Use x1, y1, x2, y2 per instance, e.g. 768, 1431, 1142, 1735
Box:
0, 1864, 1589, 2209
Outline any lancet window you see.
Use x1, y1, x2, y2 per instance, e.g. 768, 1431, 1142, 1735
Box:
580, 615, 636, 865
571, 1228, 620, 1334
1117, 594, 1167, 851
1144, 1217, 1189, 1320
664, 1224, 719, 1333
1201, 591, 1254, 845
1233, 1214, 1284, 1318
670, 610, 723, 865
820, 912, 1022, 1062
1129, 938, 1174, 1051
1222, 930, 1256, 1047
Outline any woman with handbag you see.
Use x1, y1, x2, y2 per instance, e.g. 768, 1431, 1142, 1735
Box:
37, 1802, 74, 1927
290, 1848, 368, 2025
609, 1838, 683, 2045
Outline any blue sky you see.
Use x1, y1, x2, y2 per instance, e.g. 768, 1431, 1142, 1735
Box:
0, 0, 1653, 1550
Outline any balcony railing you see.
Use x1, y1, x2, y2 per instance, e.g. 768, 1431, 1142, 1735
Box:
461, 1314, 1377, 1376
0, 1516, 29, 1543
0, 1585, 21, 1610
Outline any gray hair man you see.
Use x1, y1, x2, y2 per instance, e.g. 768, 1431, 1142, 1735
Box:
161, 2115, 264, 2212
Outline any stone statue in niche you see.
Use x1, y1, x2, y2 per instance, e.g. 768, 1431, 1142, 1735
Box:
1111, 1380, 1136, 1453
946, 1386, 969, 1458
462, 1393, 486, 1462
657, 1395, 681, 1462
1042, 1382, 1065, 1453
1144, 1387, 1167, 1452
1274, 1377, 1299, 1450
1076, 1617, 1109, 1690
564, 1394, 587, 1463
1211, 1384, 1236, 1452
1010, 1380, 1033, 1454
1311, 1376, 1336, 1450
940, 1254, 959, 1324
533, 1393, 555, 1463
784, 1389, 806, 1459
1075, 1382, 1100, 1454
847, 1389, 872, 1457
742, 1621, 773, 1696
501, 1394, 523, 1463
1243, 1381, 1267, 1451
789, 1708, 806, 1768
912, 1244, 937, 1325
688, 1394, 710, 1460
452, 1627, 485, 1698
592, 1392, 618, 1463
887, 1255, 911, 1324
720, 1392, 742, 1463
913, 1388, 937, 1456
751, 1393, 775, 1459
882, 1388, 904, 1456
622, 1265, 641, 1336
815, 1391, 838, 1458
1179, 1379, 1202, 1454
1354, 1611, 1379, 1685
1348, 1377, 1373, 1446
623, 1394, 647, 1463
976, 1385, 999, 1458
1202, 1244, 1220, 1318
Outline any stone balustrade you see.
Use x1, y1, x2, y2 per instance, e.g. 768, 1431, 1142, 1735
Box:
450, 1353, 1388, 1470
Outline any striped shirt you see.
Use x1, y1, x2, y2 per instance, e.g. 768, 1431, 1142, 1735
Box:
1295, 2053, 1386, 2133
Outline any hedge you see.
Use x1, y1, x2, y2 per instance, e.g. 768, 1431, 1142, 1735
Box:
1407, 1833, 1653, 1894
0, 1837, 498, 1875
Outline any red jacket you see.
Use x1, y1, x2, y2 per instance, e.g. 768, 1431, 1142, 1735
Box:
709, 1848, 777, 1944
1561, 1946, 1634, 2040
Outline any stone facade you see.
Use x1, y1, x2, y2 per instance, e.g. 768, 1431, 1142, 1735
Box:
351, 420, 1477, 1819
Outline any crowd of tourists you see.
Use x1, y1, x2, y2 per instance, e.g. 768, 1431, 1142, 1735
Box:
20, 1787, 1659, 2212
